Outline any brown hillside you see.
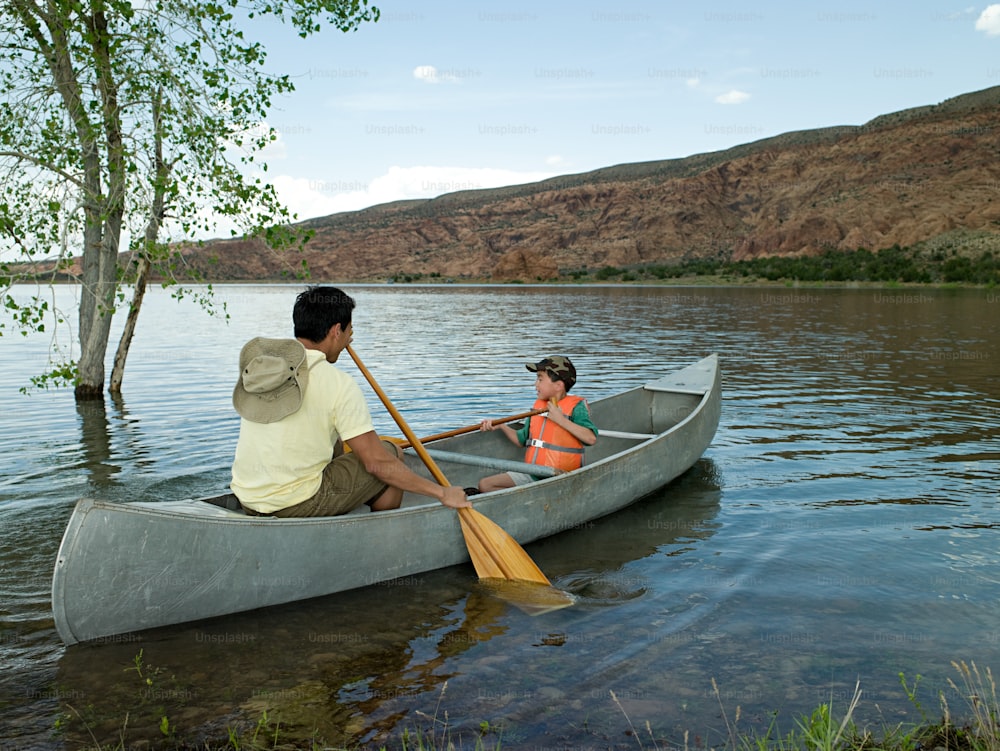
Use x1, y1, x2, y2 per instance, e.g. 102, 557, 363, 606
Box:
178, 86, 1000, 282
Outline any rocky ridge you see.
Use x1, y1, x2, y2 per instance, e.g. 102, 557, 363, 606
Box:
177, 86, 1000, 282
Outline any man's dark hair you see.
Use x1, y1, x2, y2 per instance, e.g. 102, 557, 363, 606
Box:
293, 286, 355, 343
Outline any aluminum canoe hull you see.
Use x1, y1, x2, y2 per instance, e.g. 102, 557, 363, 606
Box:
52, 354, 720, 645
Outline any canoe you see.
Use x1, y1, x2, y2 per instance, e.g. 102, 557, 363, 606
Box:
51, 354, 721, 645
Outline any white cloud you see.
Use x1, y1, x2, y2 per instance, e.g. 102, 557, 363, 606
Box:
259, 127, 288, 161
412, 65, 458, 84
232, 120, 287, 160
715, 89, 751, 105
976, 4, 1000, 34
270, 165, 556, 221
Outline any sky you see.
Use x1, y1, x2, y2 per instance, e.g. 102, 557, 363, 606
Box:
242, 0, 1000, 226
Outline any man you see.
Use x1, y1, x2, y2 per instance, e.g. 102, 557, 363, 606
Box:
231, 285, 469, 516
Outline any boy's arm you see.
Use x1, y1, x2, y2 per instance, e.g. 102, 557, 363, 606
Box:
480, 419, 528, 447
498, 423, 524, 446
546, 399, 598, 446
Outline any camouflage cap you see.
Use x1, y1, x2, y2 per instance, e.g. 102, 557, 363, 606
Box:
526, 355, 577, 390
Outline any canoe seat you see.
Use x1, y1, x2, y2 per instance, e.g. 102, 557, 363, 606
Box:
201, 493, 244, 511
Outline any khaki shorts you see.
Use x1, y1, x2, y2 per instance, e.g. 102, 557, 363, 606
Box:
272, 439, 399, 517
506, 471, 536, 486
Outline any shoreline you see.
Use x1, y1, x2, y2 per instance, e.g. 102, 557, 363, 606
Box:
16, 276, 997, 290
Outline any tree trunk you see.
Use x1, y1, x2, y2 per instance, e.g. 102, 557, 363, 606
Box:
74, 5, 126, 399
109, 89, 165, 395
109, 256, 149, 394
75, 226, 118, 400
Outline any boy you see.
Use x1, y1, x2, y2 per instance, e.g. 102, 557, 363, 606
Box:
475, 355, 598, 493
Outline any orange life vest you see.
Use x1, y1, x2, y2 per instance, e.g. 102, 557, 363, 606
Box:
524, 395, 588, 472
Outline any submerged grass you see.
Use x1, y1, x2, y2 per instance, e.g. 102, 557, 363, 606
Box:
623, 660, 1000, 751
72, 661, 1000, 751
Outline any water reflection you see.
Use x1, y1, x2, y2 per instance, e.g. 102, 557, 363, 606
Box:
74, 398, 119, 488
54, 571, 485, 747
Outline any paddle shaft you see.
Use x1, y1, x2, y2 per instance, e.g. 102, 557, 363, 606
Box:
397, 409, 545, 449
347, 346, 448, 485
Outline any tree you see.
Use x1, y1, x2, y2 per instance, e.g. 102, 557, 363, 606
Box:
0, 0, 378, 398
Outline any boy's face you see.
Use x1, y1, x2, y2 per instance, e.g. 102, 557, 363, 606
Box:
534, 370, 565, 401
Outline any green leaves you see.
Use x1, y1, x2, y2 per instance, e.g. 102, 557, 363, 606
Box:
1, 0, 379, 392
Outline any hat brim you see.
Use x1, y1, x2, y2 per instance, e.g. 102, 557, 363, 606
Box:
233, 338, 309, 424
525, 360, 576, 389
233, 378, 304, 423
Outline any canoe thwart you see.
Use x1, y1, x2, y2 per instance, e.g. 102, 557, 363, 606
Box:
599, 429, 657, 440
413, 449, 562, 478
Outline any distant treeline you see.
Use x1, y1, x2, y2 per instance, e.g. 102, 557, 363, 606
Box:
581, 245, 999, 286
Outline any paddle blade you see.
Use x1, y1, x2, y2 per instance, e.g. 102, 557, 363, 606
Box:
478, 578, 576, 616
458, 507, 550, 585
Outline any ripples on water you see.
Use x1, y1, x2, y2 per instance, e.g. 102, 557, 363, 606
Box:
1, 284, 998, 748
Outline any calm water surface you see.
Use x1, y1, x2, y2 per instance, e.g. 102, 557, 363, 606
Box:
1, 284, 998, 749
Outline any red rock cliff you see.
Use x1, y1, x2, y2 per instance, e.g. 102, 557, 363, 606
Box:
175, 86, 1000, 282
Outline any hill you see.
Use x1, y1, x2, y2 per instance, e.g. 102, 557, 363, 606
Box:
176, 86, 1000, 282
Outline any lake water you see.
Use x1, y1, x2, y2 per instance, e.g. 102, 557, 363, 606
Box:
1, 283, 998, 749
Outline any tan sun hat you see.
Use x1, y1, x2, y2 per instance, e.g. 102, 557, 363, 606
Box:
232, 337, 309, 424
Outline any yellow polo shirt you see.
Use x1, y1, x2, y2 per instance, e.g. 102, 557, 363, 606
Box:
231, 349, 374, 513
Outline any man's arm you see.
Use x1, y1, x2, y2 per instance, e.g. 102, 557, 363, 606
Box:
346, 431, 470, 508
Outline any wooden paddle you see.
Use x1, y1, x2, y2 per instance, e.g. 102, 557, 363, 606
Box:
347, 345, 551, 585
346, 410, 546, 455
394, 408, 546, 449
